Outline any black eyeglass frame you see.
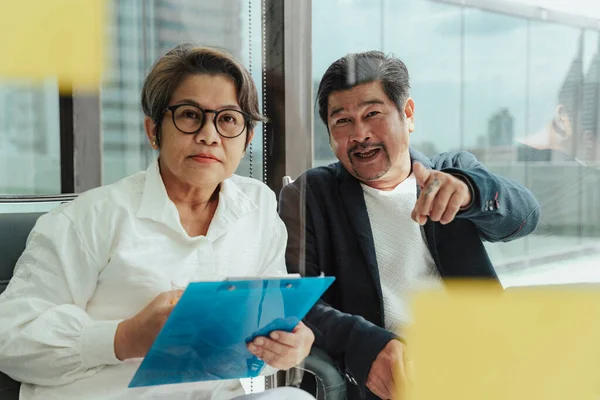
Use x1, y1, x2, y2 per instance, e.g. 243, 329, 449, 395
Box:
161, 103, 254, 139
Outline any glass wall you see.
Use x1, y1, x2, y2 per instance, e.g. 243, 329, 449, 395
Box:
385, 0, 462, 157
101, 0, 264, 185
463, 9, 527, 158
0, 79, 61, 194
312, 0, 600, 286
459, 10, 530, 265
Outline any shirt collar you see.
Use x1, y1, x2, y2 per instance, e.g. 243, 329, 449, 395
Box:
136, 159, 258, 239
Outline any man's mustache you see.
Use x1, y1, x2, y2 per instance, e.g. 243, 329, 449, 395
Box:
348, 143, 387, 156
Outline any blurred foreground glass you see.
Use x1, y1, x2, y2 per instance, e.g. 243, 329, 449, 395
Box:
0, 0, 106, 195
406, 283, 600, 400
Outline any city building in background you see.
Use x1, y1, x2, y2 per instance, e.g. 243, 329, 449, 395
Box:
488, 108, 514, 148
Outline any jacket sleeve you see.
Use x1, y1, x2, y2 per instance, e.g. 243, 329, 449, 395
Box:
279, 181, 396, 396
0, 210, 121, 386
435, 151, 541, 242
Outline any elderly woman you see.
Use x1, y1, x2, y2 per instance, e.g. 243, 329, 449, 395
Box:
0, 45, 315, 400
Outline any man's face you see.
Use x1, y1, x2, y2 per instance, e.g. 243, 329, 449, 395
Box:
327, 81, 414, 187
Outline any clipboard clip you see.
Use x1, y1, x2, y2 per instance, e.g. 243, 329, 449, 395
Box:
216, 280, 301, 292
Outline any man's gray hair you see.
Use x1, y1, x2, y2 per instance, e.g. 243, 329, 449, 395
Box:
316, 51, 411, 127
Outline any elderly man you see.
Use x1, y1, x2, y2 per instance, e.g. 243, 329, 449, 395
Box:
279, 51, 540, 400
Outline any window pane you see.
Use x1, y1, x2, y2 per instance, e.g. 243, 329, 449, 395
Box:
385, 0, 461, 156
460, 10, 530, 269
499, 22, 600, 287
0, 79, 60, 194
101, 0, 263, 185
464, 10, 527, 158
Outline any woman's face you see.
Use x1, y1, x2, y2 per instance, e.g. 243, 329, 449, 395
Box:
145, 73, 253, 190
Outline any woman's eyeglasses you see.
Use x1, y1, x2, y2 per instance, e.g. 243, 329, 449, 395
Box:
163, 104, 252, 138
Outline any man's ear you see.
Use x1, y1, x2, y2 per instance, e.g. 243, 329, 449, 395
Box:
144, 116, 159, 149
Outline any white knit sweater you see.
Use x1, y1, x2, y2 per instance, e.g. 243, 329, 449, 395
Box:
362, 174, 442, 334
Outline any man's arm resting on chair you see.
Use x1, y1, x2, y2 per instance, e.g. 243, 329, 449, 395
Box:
304, 300, 397, 397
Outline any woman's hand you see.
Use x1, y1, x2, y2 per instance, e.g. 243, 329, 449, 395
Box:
114, 290, 183, 360
247, 321, 315, 370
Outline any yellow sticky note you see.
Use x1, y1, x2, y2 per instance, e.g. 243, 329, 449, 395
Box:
0, 0, 106, 91
405, 283, 600, 400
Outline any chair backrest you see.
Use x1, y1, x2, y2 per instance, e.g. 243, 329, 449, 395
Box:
282, 176, 294, 187
0, 213, 44, 294
0, 195, 76, 294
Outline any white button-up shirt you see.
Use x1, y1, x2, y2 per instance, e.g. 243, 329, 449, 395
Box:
0, 160, 287, 400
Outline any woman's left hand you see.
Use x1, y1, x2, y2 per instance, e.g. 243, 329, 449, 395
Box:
247, 321, 315, 370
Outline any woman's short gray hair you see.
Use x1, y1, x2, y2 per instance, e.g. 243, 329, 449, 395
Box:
141, 43, 266, 146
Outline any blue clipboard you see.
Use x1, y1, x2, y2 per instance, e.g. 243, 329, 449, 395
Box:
129, 276, 335, 388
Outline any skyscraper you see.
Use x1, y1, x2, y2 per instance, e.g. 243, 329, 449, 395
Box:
487, 108, 514, 147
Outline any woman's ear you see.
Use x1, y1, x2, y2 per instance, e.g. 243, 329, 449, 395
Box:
244, 129, 255, 155
144, 116, 159, 149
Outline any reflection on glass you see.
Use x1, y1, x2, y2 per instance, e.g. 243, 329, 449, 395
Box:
524, 22, 582, 162
101, 0, 263, 185
0, 79, 60, 195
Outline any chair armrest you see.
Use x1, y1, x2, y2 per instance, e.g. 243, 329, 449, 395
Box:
299, 347, 346, 400
0, 372, 20, 400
